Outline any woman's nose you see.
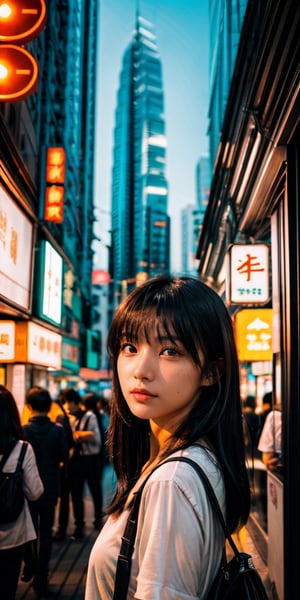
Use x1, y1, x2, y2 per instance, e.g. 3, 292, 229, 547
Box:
133, 349, 154, 380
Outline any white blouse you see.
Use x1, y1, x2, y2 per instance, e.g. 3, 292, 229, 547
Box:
0, 440, 44, 549
85, 446, 225, 600
258, 410, 282, 455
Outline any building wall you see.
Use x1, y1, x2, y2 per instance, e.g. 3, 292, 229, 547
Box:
0, 0, 100, 402
197, 1, 300, 596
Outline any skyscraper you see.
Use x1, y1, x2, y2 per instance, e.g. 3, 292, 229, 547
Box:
111, 14, 170, 298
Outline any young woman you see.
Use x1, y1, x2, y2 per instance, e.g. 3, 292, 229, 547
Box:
0, 385, 44, 600
85, 275, 250, 600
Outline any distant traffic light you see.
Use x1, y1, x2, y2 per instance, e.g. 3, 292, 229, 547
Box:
0, 0, 47, 101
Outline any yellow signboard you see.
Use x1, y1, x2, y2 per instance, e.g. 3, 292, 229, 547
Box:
235, 309, 273, 361
15, 322, 62, 369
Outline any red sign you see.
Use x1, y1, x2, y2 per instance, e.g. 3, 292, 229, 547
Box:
226, 244, 270, 305
0, 44, 38, 100
92, 270, 111, 285
44, 186, 64, 223
0, 0, 47, 43
46, 147, 66, 184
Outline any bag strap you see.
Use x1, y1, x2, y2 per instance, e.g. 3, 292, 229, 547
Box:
17, 442, 28, 470
0, 441, 27, 471
113, 455, 240, 600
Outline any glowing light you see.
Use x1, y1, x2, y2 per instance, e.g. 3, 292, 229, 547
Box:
0, 3, 12, 19
0, 63, 8, 79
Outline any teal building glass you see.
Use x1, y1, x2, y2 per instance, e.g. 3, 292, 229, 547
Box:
209, 0, 248, 171
111, 15, 170, 292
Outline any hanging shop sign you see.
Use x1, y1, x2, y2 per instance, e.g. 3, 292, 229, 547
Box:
61, 337, 80, 374
0, 44, 38, 101
36, 240, 63, 326
44, 147, 66, 223
226, 243, 270, 305
0, 321, 15, 361
0, 0, 47, 102
15, 322, 62, 368
0, 185, 34, 311
85, 329, 100, 370
92, 270, 111, 285
0, 0, 47, 43
235, 308, 273, 361
44, 185, 64, 223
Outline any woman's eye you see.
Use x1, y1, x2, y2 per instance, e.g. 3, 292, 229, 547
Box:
161, 347, 179, 357
120, 343, 136, 354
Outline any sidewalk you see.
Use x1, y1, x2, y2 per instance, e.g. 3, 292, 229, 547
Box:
16, 464, 272, 599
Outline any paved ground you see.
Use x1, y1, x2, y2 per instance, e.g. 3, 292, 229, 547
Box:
16, 464, 273, 599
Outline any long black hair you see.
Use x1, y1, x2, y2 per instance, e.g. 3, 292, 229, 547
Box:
0, 384, 24, 454
107, 275, 250, 531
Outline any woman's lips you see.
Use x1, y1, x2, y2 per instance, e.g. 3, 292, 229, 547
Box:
130, 388, 156, 402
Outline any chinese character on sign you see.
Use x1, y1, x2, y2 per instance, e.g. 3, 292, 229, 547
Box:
0, 209, 7, 249
10, 228, 18, 264
227, 244, 270, 305
44, 186, 64, 223
46, 148, 66, 184
236, 253, 265, 282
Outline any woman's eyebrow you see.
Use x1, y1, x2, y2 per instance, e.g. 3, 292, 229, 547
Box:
155, 334, 180, 343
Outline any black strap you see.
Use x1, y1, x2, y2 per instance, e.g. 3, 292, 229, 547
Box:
113, 456, 240, 600
75, 412, 90, 431
0, 441, 27, 472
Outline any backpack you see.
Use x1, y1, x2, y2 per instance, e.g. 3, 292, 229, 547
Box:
0, 441, 27, 525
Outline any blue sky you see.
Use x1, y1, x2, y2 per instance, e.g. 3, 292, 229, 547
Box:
94, 0, 210, 273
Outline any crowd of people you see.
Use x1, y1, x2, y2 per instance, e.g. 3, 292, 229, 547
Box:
0, 383, 110, 599
0, 275, 280, 600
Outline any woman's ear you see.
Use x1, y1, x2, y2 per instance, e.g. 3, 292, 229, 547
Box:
201, 358, 224, 387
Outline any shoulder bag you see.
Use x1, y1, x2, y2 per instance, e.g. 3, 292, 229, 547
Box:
0, 441, 27, 525
113, 456, 269, 600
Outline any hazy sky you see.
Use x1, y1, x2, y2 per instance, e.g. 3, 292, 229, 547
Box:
94, 0, 210, 273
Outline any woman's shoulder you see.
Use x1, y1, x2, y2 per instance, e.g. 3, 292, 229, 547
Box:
146, 445, 224, 496
1, 440, 32, 471
140, 445, 226, 521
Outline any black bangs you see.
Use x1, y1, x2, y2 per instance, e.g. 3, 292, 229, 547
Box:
108, 277, 204, 367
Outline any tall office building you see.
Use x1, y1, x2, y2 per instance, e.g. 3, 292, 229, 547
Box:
181, 157, 210, 275
196, 157, 211, 213
111, 14, 170, 298
181, 205, 202, 275
208, 0, 248, 170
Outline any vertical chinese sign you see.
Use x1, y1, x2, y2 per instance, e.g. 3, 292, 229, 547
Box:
226, 244, 270, 305
44, 147, 66, 223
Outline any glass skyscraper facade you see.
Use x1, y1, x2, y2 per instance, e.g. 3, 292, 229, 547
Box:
209, 0, 248, 171
111, 15, 170, 294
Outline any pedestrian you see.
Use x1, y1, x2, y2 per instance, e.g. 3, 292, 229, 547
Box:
243, 395, 262, 459
258, 405, 282, 473
97, 394, 111, 464
23, 387, 68, 597
85, 275, 250, 599
0, 385, 44, 600
259, 391, 272, 430
81, 392, 105, 510
65, 388, 103, 539
52, 389, 75, 541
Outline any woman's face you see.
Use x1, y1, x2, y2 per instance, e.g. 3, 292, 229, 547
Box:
117, 324, 209, 432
